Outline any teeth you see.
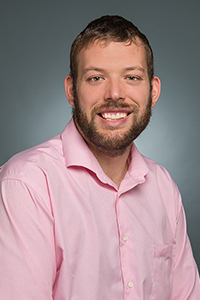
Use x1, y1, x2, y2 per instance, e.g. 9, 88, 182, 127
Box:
103, 112, 127, 121
102, 112, 127, 121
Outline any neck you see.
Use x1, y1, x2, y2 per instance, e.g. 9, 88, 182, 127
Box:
88, 143, 132, 189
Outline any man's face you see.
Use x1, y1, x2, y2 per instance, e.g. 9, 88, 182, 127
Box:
66, 40, 160, 157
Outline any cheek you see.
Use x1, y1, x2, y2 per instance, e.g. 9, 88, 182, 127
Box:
129, 87, 150, 107
77, 86, 103, 110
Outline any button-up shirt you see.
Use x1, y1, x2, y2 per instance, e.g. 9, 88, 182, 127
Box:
0, 118, 199, 299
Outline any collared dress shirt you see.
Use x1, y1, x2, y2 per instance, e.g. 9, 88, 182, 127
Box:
0, 118, 199, 299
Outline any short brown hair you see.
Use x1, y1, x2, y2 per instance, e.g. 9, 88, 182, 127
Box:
70, 15, 154, 86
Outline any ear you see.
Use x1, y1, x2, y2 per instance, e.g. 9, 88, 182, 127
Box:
151, 76, 161, 107
64, 75, 75, 106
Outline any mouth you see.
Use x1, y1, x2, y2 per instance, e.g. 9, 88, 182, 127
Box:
99, 110, 131, 121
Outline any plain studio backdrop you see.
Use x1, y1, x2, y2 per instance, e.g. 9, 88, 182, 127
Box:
1, 0, 200, 270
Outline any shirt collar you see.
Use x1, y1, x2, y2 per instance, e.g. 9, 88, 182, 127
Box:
128, 143, 149, 181
61, 118, 103, 174
118, 143, 149, 193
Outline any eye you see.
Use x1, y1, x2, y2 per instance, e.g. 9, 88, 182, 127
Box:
90, 76, 102, 82
127, 76, 139, 81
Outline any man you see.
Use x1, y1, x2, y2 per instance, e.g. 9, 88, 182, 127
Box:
0, 15, 199, 299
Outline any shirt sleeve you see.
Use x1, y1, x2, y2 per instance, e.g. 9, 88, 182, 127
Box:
170, 196, 200, 299
0, 179, 56, 299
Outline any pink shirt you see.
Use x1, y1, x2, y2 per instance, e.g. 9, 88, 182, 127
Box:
0, 118, 199, 299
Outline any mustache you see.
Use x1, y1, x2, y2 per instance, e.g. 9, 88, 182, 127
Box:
92, 101, 139, 114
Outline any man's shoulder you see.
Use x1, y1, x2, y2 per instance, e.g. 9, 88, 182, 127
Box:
143, 155, 171, 178
0, 133, 63, 182
142, 154, 179, 197
132, 145, 173, 182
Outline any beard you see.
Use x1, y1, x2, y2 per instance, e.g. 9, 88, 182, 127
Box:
72, 91, 152, 157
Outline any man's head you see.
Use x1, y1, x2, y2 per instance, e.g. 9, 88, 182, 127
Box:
70, 15, 154, 88
65, 16, 161, 157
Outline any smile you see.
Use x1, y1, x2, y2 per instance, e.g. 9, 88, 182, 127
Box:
100, 112, 129, 121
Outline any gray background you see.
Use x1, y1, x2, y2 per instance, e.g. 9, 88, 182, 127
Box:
1, 0, 200, 270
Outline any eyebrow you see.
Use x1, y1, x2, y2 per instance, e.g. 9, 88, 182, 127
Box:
122, 66, 145, 73
82, 67, 105, 75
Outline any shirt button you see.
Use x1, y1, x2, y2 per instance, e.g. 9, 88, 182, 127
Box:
128, 281, 133, 288
123, 235, 128, 242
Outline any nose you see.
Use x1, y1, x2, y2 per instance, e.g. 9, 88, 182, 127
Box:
104, 78, 125, 102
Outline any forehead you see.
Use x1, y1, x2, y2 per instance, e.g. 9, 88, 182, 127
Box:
76, 40, 148, 74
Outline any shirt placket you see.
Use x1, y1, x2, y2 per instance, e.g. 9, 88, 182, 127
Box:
115, 192, 135, 299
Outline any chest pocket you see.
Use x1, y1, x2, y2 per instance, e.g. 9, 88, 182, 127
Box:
151, 243, 174, 300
